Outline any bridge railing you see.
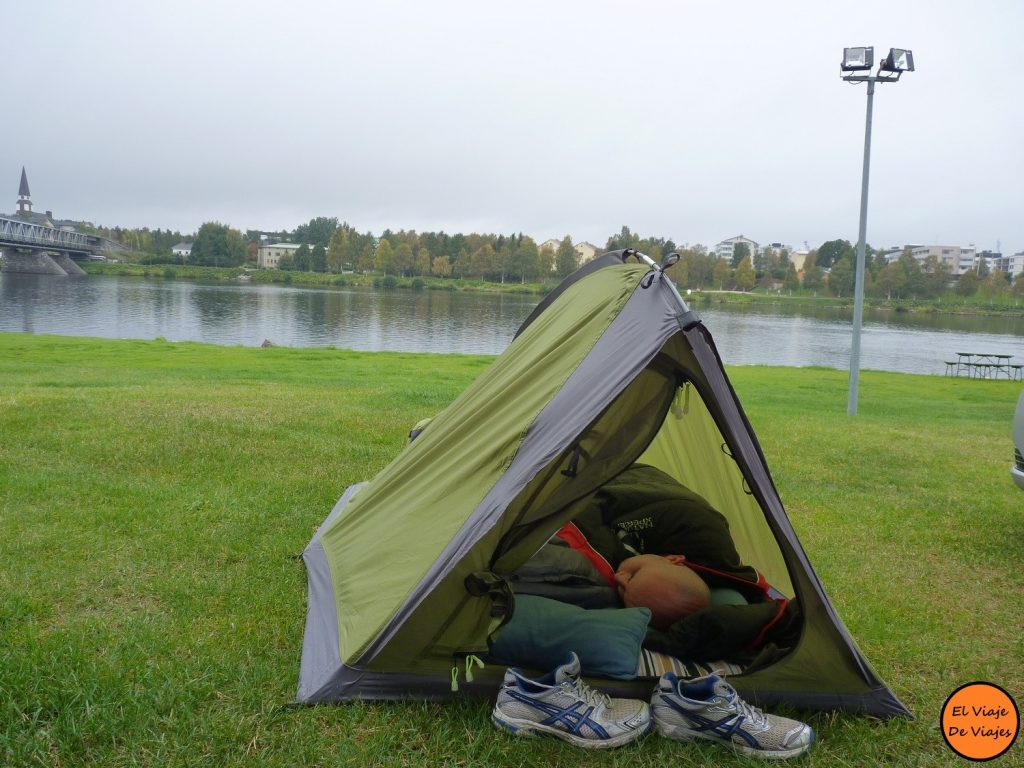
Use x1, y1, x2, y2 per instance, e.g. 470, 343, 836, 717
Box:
0, 216, 92, 250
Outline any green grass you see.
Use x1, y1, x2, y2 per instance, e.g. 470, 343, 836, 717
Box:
2, 333, 1021, 767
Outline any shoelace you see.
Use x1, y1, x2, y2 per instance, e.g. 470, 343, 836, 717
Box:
563, 678, 610, 710
721, 687, 769, 728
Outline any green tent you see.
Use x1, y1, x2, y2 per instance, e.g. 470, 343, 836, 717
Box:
297, 250, 910, 718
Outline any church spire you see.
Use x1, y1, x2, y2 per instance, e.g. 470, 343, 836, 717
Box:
17, 166, 33, 214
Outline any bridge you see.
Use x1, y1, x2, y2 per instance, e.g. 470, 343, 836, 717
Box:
0, 215, 114, 276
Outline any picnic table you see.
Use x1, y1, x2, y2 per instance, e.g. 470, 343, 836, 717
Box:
945, 352, 1021, 380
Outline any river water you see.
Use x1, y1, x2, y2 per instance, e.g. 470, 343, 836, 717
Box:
2, 272, 1022, 376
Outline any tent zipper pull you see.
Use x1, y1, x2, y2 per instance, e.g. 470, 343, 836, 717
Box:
450, 665, 460, 692
464, 655, 484, 683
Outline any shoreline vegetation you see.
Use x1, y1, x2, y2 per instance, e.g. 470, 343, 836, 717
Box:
81, 260, 1024, 318
2, 333, 1021, 766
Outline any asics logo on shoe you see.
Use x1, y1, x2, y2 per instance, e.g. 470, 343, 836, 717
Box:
656, 695, 764, 750
504, 689, 610, 738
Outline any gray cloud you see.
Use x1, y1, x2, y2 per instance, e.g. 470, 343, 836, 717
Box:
7, 0, 1023, 254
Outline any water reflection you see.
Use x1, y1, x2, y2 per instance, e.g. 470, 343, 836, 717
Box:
1, 272, 1021, 375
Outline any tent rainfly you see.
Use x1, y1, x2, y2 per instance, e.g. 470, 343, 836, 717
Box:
297, 249, 911, 718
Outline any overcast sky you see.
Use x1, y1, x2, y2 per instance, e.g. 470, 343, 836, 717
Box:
6, 1, 1023, 253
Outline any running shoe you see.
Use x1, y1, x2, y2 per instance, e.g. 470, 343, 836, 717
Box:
492, 652, 651, 749
651, 672, 815, 759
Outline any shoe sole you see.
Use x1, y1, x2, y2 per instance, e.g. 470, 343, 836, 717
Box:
492, 711, 651, 750
654, 719, 814, 760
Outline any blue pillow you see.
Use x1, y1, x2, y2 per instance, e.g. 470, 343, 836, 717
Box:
488, 595, 650, 679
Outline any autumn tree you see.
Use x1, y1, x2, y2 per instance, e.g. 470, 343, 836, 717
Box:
755, 246, 775, 277
712, 257, 731, 289
828, 255, 855, 297
327, 227, 350, 273
874, 261, 907, 299
774, 249, 792, 280
511, 236, 539, 283
393, 243, 414, 276
431, 255, 452, 277
955, 269, 979, 296
897, 252, 925, 297
356, 245, 375, 273
453, 248, 471, 278
414, 247, 431, 276
555, 236, 578, 277
734, 255, 755, 291
783, 262, 799, 292
981, 269, 1009, 299
536, 243, 555, 276
471, 244, 496, 278
802, 251, 825, 292
494, 244, 512, 282
731, 241, 751, 268
921, 254, 951, 297
374, 239, 395, 274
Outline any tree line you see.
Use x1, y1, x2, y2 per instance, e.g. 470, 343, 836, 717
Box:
101, 218, 1023, 299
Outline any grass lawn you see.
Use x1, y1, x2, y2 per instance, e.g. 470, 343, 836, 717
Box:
2, 332, 1021, 767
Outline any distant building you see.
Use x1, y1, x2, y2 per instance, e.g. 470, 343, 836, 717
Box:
7, 168, 94, 235
761, 241, 794, 255
257, 242, 304, 269
575, 241, 600, 263
988, 250, 1024, 278
1008, 252, 1024, 278
884, 244, 977, 276
16, 166, 32, 215
714, 235, 759, 262
788, 250, 811, 272
9, 167, 57, 227
537, 238, 601, 266
172, 242, 193, 260
759, 241, 799, 267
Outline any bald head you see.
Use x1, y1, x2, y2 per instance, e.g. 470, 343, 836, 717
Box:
614, 555, 711, 629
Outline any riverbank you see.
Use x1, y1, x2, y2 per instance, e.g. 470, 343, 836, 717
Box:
81, 261, 556, 296
81, 261, 1024, 318
3, 333, 1021, 767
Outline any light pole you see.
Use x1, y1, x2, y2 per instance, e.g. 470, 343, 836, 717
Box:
841, 46, 915, 416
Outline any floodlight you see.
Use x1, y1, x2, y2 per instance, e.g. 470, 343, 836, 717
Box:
838, 43, 915, 417
880, 48, 915, 72
841, 46, 874, 71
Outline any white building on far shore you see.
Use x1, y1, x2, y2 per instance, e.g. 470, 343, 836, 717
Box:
257, 242, 305, 269
714, 235, 759, 262
883, 244, 977, 276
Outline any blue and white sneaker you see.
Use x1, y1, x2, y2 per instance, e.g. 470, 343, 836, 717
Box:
492, 653, 651, 749
651, 673, 815, 759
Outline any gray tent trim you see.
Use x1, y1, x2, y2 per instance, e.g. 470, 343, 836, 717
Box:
298, 484, 362, 703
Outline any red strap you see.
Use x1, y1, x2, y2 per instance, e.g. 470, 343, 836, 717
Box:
746, 598, 789, 650
555, 522, 617, 586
